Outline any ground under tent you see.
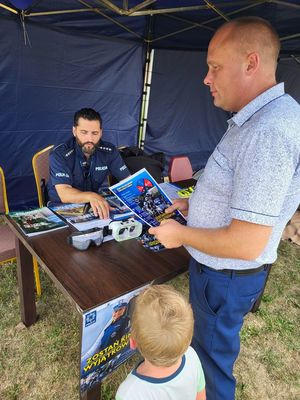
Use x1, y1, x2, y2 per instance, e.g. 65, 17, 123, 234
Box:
0, 0, 299, 209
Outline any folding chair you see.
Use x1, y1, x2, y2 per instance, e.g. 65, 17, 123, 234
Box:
32, 145, 54, 207
30, 145, 54, 296
168, 156, 193, 182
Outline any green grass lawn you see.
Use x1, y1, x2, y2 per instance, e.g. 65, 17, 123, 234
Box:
0, 240, 299, 400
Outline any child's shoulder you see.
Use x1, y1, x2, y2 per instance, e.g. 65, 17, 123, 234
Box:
115, 370, 140, 400
185, 346, 204, 371
185, 346, 200, 361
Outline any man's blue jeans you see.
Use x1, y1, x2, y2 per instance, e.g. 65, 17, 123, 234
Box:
189, 258, 268, 400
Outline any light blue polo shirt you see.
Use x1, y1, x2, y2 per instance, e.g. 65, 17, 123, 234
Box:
187, 83, 300, 270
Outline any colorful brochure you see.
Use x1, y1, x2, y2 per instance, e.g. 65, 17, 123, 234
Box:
49, 190, 133, 233
49, 202, 110, 232
109, 168, 186, 228
109, 169, 186, 252
9, 207, 67, 236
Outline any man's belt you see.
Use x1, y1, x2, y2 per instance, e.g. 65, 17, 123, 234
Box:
200, 264, 270, 276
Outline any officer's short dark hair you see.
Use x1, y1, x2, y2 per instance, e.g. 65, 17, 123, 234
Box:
74, 108, 102, 128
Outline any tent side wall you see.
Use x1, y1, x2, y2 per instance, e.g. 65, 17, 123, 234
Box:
145, 48, 300, 172
1, 15, 300, 209
0, 16, 144, 209
144, 48, 228, 171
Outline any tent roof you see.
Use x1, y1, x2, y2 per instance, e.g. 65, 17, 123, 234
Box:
1, 0, 300, 55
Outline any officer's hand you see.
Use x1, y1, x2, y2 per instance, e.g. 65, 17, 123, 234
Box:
89, 195, 110, 219
149, 219, 185, 248
165, 199, 189, 216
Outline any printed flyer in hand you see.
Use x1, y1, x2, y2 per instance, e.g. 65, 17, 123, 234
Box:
109, 169, 186, 251
109, 168, 186, 227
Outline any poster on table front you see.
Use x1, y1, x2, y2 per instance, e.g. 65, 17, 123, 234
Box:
80, 285, 149, 392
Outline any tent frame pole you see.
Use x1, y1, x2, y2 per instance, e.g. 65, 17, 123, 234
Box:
138, 47, 154, 150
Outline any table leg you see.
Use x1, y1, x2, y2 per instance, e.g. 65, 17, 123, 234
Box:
15, 237, 37, 326
81, 383, 102, 400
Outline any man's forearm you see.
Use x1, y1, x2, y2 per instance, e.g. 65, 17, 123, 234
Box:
151, 218, 272, 260
56, 186, 97, 204
55, 184, 110, 219
178, 220, 272, 260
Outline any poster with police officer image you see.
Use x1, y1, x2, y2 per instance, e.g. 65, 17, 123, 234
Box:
80, 285, 149, 392
109, 168, 186, 228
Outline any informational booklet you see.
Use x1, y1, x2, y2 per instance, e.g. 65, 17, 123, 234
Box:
50, 194, 134, 242
98, 188, 134, 220
49, 203, 89, 217
49, 191, 133, 233
49, 203, 111, 234
9, 207, 67, 237
80, 284, 149, 392
109, 168, 187, 228
50, 203, 111, 232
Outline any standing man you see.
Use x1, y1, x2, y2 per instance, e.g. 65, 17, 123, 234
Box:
47, 108, 130, 219
150, 17, 300, 400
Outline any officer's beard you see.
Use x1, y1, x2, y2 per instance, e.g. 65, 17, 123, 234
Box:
76, 138, 100, 156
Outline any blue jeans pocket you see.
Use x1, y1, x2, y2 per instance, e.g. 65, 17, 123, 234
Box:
190, 268, 230, 352
233, 271, 267, 315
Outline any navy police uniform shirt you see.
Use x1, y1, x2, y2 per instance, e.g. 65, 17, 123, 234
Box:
47, 137, 130, 202
100, 315, 130, 353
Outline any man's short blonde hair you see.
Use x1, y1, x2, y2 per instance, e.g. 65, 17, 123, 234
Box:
131, 284, 194, 367
221, 16, 281, 67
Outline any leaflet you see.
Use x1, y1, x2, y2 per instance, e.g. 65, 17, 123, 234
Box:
49, 190, 133, 233
109, 168, 186, 227
9, 207, 68, 237
49, 203, 110, 232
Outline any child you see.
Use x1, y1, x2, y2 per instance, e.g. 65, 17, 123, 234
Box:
116, 284, 206, 400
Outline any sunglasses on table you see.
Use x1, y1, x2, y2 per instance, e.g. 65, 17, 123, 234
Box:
67, 227, 105, 251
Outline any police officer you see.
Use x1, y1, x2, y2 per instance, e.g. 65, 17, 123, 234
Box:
80, 301, 131, 382
100, 302, 130, 351
47, 108, 130, 219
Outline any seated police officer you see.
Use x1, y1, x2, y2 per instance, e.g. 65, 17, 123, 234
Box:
47, 108, 130, 219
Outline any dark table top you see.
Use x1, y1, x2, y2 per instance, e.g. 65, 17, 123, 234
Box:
5, 179, 195, 313
5, 214, 190, 313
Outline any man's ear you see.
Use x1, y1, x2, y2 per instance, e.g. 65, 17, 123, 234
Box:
72, 126, 76, 137
130, 336, 137, 350
246, 52, 259, 75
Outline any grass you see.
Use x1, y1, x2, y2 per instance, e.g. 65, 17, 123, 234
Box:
0, 240, 299, 400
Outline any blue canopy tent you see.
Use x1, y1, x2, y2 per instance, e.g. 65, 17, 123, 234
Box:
0, 0, 299, 209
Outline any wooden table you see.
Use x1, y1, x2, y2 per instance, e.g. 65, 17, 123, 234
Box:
5, 212, 190, 399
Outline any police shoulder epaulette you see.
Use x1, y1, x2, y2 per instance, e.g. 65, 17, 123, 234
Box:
98, 144, 113, 152
64, 149, 75, 157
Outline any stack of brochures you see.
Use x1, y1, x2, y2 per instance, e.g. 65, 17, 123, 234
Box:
49, 189, 134, 232
50, 203, 110, 232
9, 207, 68, 237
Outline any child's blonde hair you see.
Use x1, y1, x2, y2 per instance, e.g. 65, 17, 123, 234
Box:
131, 284, 194, 367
